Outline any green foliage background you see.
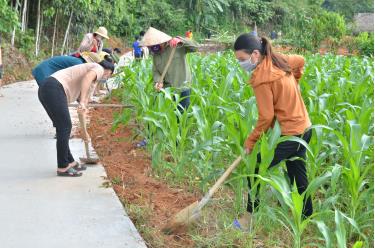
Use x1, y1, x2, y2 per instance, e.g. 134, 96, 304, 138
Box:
0, 0, 373, 54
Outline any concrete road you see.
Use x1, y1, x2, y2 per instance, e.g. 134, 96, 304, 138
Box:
0, 81, 147, 248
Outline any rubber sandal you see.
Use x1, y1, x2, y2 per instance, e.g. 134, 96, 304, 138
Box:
72, 161, 87, 171
233, 219, 242, 230
233, 213, 252, 232
136, 139, 147, 148
57, 167, 82, 177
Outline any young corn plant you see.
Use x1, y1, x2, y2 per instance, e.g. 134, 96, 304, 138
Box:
112, 52, 374, 245
333, 121, 373, 238
314, 209, 366, 248
257, 170, 332, 248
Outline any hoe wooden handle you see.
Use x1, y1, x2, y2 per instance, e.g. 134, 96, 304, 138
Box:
78, 111, 90, 142
208, 156, 242, 198
69, 103, 133, 108
159, 47, 176, 83
195, 156, 243, 211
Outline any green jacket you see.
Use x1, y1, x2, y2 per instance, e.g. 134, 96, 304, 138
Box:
152, 37, 199, 91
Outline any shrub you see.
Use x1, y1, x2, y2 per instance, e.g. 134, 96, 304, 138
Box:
311, 11, 346, 50
355, 32, 374, 57
16, 30, 35, 60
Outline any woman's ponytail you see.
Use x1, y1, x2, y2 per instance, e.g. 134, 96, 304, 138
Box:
260, 36, 291, 74
260, 37, 272, 58
234, 34, 291, 74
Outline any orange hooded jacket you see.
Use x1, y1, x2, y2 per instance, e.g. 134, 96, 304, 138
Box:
244, 54, 311, 150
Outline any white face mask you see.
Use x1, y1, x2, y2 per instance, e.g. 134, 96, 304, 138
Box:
238, 58, 257, 72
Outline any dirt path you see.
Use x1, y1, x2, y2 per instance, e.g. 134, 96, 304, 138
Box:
87, 106, 201, 247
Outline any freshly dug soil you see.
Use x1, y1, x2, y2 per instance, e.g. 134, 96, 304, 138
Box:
87, 106, 200, 247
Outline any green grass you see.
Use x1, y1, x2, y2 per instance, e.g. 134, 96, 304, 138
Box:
113, 52, 373, 247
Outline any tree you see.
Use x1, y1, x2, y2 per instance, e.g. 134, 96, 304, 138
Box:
54, 0, 102, 54
11, 0, 21, 47
21, 0, 28, 32
35, 0, 41, 56
322, 0, 374, 20
187, 0, 229, 32
311, 11, 346, 49
0, 0, 19, 35
0, 0, 19, 95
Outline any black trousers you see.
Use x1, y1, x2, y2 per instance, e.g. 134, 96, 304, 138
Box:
38, 77, 74, 168
176, 89, 191, 114
247, 129, 313, 217
163, 85, 190, 113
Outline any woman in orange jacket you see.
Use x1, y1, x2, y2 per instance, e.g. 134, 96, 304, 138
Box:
233, 33, 313, 230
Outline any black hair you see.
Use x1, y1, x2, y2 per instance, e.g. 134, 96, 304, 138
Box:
103, 54, 114, 63
234, 33, 262, 54
139, 30, 145, 37
102, 48, 112, 54
114, 48, 121, 54
234, 33, 291, 74
99, 60, 115, 73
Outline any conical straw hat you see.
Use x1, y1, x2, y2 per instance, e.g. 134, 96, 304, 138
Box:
140, 27, 172, 47
94, 27, 109, 39
80, 51, 101, 63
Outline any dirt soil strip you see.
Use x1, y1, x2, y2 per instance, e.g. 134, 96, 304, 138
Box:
86, 106, 199, 247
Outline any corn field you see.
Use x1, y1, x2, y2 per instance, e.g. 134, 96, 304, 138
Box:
113, 52, 373, 247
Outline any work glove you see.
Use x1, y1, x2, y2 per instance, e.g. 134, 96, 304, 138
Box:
169, 37, 182, 48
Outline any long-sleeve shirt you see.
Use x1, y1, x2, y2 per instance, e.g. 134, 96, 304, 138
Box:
244, 54, 311, 150
152, 37, 199, 90
32, 56, 83, 86
78, 33, 103, 53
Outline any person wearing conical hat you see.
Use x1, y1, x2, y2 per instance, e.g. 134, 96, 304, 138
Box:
78, 27, 109, 54
135, 27, 199, 148
141, 27, 199, 112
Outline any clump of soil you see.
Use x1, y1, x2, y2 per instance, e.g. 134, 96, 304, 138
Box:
87, 106, 199, 247
106, 37, 132, 55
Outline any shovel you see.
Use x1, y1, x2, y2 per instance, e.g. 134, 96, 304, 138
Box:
78, 110, 99, 164
162, 156, 242, 234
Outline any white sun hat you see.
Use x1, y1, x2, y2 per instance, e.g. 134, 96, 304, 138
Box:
94, 27, 109, 39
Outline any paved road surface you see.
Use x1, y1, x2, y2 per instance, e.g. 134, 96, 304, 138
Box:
0, 81, 146, 248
